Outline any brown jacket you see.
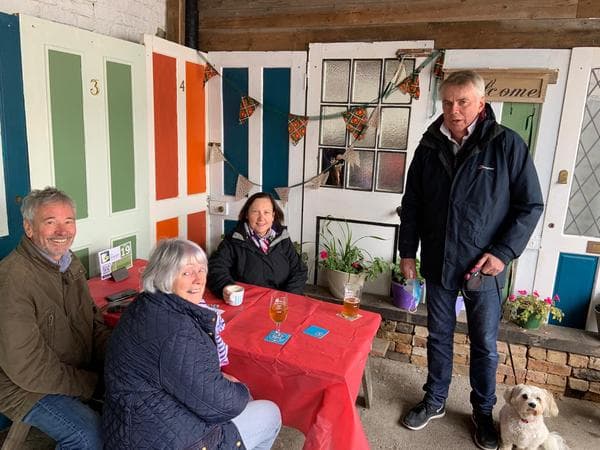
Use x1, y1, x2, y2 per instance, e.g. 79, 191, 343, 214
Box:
0, 237, 110, 420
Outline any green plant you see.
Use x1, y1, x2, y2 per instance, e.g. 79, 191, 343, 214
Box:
504, 289, 564, 325
318, 219, 388, 281
389, 258, 424, 285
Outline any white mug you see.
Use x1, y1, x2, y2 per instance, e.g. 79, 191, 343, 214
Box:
224, 285, 244, 306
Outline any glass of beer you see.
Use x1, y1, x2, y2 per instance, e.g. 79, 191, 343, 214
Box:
269, 292, 288, 338
341, 282, 361, 319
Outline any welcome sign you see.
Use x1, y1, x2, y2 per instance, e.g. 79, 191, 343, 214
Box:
444, 68, 559, 103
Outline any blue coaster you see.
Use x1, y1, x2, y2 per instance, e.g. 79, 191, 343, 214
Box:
303, 325, 329, 339
264, 330, 291, 345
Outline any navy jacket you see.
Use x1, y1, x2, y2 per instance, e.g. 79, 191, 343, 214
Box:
399, 105, 544, 289
207, 223, 307, 297
103, 291, 249, 449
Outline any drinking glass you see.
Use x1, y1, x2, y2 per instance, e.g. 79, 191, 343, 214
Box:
269, 292, 288, 338
341, 282, 361, 319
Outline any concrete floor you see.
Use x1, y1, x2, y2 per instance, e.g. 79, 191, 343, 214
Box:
2, 357, 599, 449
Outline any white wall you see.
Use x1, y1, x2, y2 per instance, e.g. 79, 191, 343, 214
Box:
0, 0, 166, 43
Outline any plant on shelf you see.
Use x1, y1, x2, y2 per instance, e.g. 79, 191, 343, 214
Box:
389, 258, 425, 285
318, 219, 388, 298
504, 289, 564, 330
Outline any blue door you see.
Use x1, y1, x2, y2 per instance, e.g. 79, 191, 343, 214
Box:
0, 12, 30, 259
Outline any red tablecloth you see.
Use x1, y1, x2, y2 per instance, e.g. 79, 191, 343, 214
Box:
88, 264, 381, 450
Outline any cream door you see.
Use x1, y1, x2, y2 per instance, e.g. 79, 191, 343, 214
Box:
535, 48, 600, 331
20, 15, 149, 274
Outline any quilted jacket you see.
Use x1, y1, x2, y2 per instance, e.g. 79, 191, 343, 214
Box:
399, 104, 544, 289
103, 291, 249, 449
207, 222, 307, 297
0, 237, 109, 420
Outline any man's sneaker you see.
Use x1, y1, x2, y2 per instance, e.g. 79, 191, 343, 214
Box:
472, 411, 499, 450
402, 401, 446, 430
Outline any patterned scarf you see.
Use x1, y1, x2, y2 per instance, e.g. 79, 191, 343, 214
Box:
197, 300, 229, 367
245, 222, 276, 254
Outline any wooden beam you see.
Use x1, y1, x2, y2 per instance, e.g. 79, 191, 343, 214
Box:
199, 18, 600, 51
577, 0, 600, 18
166, 0, 185, 45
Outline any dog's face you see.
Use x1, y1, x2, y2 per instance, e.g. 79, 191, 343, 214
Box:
504, 384, 559, 420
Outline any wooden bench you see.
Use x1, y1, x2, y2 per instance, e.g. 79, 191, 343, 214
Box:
1, 420, 31, 450
358, 337, 389, 409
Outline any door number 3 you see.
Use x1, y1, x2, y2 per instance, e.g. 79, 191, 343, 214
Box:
90, 79, 100, 96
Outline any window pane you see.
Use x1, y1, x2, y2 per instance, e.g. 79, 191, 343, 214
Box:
379, 107, 410, 149
319, 106, 347, 146
376, 151, 406, 193
320, 147, 346, 188
351, 60, 381, 104
322, 60, 350, 103
383, 58, 415, 104
347, 150, 374, 190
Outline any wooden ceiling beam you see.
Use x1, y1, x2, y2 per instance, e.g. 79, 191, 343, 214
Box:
198, 18, 600, 51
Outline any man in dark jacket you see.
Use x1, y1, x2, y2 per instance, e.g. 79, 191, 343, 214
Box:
0, 187, 110, 449
399, 71, 543, 450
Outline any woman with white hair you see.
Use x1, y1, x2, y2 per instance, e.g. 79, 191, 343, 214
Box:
103, 238, 281, 450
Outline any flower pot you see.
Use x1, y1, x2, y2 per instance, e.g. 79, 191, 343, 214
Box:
322, 267, 365, 299
515, 314, 543, 330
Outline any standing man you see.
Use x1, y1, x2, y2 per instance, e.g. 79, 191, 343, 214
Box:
399, 71, 543, 450
0, 187, 110, 449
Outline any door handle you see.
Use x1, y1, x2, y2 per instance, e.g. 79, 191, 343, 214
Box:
557, 170, 568, 184
15, 195, 22, 204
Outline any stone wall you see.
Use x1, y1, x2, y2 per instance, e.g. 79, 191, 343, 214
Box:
378, 320, 600, 403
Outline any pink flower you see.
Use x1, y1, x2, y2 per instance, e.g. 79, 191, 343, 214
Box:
533, 290, 540, 298
508, 294, 516, 302
351, 262, 362, 270
518, 289, 528, 295
544, 297, 552, 305
320, 250, 328, 259
553, 294, 560, 302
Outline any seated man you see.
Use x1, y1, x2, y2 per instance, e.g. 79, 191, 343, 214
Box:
0, 187, 110, 449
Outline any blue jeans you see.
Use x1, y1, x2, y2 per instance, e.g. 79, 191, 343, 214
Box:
0, 412, 11, 431
22, 394, 102, 449
424, 281, 502, 414
232, 400, 281, 450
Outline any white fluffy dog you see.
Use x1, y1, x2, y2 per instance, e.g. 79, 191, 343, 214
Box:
499, 384, 569, 450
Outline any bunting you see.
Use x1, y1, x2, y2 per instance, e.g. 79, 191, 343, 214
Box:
288, 114, 309, 146
342, 107, 369, 140
398, 72, 421, 100
341, 146, 360, 169
235, 174, 254, 200
309, 172, 329, 190
274, 187, 290, 204
239, 96, 260, 124
204, 63, 219, 84
208, 142, 225, 163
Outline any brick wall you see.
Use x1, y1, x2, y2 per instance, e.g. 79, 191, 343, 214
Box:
0, 0, 166, 43
377, 320, 600, 403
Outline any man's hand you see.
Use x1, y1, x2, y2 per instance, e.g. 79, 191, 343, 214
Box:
472, 253, 505, 276
400, 258, 417, 280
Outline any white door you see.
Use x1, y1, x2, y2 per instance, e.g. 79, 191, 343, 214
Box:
535, 48, 600, 331
205, 51, 307, 253
144, 36, 210, 250
303, 41, 434, 294
20, 15, 149, 274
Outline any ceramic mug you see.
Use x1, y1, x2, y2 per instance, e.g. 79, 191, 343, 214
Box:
224, 285, 244, 306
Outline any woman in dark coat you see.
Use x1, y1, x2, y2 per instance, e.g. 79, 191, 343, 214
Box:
103, 238, 281, 449
207, 192, 307, 301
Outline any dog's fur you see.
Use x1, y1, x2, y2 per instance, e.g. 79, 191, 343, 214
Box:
499, 384, 569, 450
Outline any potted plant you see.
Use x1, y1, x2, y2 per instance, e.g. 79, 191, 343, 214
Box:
504, 289, 564, 330
318, 219, 388, 299
389, 258, 425, 311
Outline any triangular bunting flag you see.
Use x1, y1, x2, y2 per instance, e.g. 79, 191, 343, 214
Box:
288, 114, 308, 146
367, 106, 381, 129
208, 143, 225, 163
274, 187, 290, 204
239, 96, 260, 124
235, 175, 254, 200
309, 172, 329, 190
342, 107, 369, 140
341, 147, 360, 169
204, 64, 219, 84
398, 72, 421, 100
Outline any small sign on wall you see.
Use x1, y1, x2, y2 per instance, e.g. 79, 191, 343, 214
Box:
444, 68, 559, 103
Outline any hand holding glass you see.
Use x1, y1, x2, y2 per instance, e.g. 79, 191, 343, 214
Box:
269, 292, 288, 338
